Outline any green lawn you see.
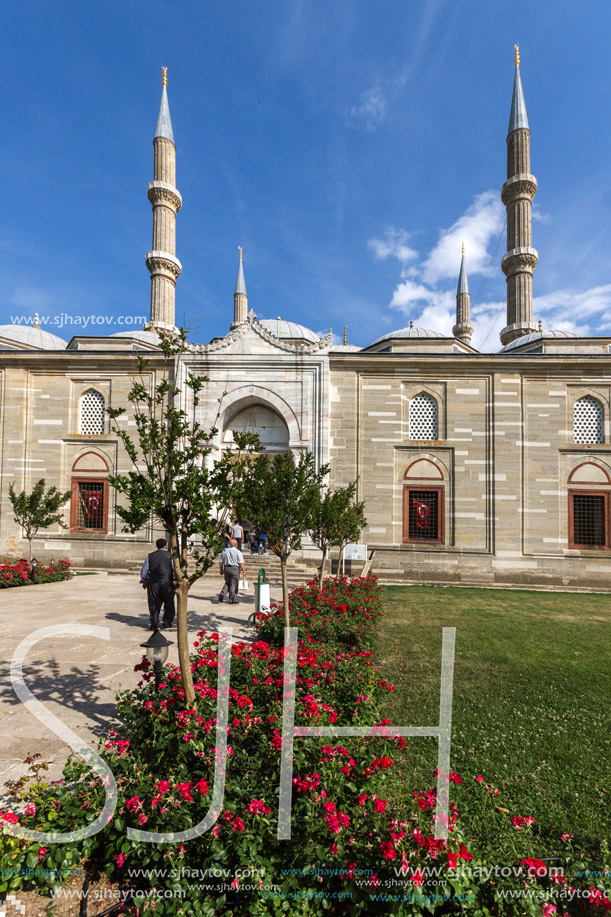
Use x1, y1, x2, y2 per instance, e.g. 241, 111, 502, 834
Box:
378, 586, 611, 855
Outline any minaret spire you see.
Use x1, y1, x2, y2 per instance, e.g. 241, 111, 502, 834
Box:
500, 45, 538, 346
231, 246, 248, 329
453, 243, 474, 345
145, 67, 182, 332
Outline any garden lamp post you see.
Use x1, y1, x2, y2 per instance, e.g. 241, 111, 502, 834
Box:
140, 629, 173, 691
28, 558, 38, 583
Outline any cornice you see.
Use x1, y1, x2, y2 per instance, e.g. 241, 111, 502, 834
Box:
185, 317, 332, 355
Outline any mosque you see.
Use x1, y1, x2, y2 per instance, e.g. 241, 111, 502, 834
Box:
1, 54, 610, 589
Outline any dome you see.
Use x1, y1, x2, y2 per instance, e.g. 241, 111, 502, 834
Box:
111, 330, 162, 346
370, 326, 446, 347
499, 330, 580, 352
331, 344, 362, 353
0, 324, 67, 350
257, 319, 320, 343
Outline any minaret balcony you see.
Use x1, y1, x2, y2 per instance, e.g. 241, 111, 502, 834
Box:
147, 181, 182, 211
145, 251, 183, 278
501, 247, 539, 276
501, 173, 537, 204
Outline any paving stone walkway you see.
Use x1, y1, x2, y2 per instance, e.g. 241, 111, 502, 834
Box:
0, 572, 282, 790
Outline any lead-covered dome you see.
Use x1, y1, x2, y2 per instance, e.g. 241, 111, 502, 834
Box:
0, 324, 67, 350
258, 319, 320, 343
111, 330, 163, 345
370, 326, 446, 347
499, 330, 580, 352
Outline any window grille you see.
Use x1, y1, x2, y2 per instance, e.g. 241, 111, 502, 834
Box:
80, 390, 105, 435
573, 396, 603, 444
409, 393, 438, 440
572, 493, 607, 547
76, 481, 105, 530
407, 489, 440, 541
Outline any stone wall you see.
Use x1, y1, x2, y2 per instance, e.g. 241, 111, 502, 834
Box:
329, 353, 611, 589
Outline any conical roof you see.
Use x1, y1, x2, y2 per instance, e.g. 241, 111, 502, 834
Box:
155, 85, 175, 143
235, 257, 247, 295
457, 252, 469, 295
508, 65, 529, 134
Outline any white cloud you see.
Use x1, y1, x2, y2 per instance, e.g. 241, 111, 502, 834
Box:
368, 191, 611, 352
367, 228, 418, 264
349, 85, 387, 131
422, 191, 505, 285
534, 285, 611, 330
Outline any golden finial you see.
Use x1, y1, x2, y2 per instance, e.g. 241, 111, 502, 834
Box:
538, 319, 543, 331
162, 67, 168, 87
343, 325, 347, 346
514, 44, 520, 68
33, 313, 40, 328
239, 246, 243, 261
461, 241, 465, 255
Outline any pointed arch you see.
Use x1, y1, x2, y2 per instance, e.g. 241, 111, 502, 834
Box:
219, 387, 301, 446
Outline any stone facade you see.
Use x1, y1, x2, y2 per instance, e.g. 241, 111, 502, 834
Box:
329, 353, 611, 588
0, 62, 610, 589
0, 349, 170, 567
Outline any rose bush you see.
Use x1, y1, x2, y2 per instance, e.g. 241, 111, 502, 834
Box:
1, 576, 609, 915
0, 559, 72, 588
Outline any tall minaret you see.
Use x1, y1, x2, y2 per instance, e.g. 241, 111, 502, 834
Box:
145, 68, 182, 331
500, 45, 538, 346
453, 242, 474, 345
231, 247, 248, 330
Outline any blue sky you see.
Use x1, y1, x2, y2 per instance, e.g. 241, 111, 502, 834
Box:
1, 1, 611, 351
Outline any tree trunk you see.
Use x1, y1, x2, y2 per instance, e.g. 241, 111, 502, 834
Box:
27, 534, 33, 564
281, 557, 290, 629
176, 579, 195, 705
318, 545, 328, 589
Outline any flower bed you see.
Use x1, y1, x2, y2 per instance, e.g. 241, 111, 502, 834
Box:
0, 559, 73, 588
1, 576, 609, 916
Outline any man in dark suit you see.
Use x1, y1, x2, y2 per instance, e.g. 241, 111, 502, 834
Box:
140, 538, 175, 630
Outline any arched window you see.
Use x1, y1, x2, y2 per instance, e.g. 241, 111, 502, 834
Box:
79, 390, 105, 435
409, 393, 438, 440
70, 452, 109, 533
573, 396, 603, 444
403, 458, 445, 544
568, 462, 611, 550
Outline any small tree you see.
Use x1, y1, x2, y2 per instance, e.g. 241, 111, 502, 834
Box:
107, 331, 257, 705
240, 451, 329, 627
8, 479, 72, 562
307, 481, 367, 587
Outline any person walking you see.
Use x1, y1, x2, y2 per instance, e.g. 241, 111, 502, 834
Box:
218, 537, 245, 604
141, 538, 175, 630
232, 519, 244, 551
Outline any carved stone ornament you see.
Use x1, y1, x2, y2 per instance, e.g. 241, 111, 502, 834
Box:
501, 248, 539, 275
501, 174, 537, 205
145, 251, 183, 278
186, 317, 333, 355
147, 181, 183, 211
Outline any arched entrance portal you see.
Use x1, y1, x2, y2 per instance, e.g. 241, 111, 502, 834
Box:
222, 404, 290, 453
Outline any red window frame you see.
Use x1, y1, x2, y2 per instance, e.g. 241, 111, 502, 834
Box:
568, 489, 610, 550
70, 477, 109, 534
403, 485, 445, 545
